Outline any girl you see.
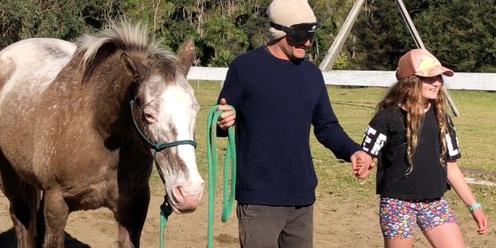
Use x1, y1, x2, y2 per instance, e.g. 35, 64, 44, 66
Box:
361, 49, 487, 247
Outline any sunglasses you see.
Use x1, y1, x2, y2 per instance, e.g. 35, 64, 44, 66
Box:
270, 22, 318, 45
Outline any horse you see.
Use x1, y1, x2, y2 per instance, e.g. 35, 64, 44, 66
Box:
0, 21, 204, 247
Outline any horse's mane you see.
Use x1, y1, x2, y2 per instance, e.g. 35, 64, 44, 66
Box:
75, 21, 178, 81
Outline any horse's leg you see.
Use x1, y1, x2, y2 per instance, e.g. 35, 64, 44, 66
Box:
41, 189, 68, 248
115, 185, 150, 248
35, 194, 46, 248
0, 153, 40, 248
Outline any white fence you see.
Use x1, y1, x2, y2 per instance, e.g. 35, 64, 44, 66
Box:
187, 67, 496, 91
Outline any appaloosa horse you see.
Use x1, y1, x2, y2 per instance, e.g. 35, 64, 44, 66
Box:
0, 21, 204, 247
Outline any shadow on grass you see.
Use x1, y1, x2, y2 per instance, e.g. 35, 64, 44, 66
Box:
0, 228, 90, 248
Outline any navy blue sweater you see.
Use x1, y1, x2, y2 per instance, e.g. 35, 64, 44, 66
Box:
217, 47, 361, 206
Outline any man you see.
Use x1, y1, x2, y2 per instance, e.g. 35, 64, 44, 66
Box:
216, 0, 374, 247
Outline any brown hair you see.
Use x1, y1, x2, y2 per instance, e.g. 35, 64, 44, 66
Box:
376, 75, 448, 175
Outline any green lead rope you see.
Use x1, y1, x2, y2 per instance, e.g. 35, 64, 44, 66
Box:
157, 105, 236, 248
206, 105, 237, 248
159, 199, 173, 248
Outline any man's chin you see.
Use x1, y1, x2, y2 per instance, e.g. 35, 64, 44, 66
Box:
293, 52, 306, 59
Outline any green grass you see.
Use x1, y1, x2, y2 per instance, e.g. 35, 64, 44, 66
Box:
152, 81, 496, 219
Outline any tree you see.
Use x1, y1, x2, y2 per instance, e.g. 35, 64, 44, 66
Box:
1, 0, 494, 71
202, 16, 248, 58
0, 0, 115, 49
351, 0, 413, 70
350, 0, 496, 72
411, 0, 496, 72
311, 0, 354, 67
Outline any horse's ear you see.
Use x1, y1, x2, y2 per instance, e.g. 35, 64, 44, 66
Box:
176, 38, 195, 75
120, 52, 147, 82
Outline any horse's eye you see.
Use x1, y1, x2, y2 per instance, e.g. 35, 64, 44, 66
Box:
144, 111, 156, 124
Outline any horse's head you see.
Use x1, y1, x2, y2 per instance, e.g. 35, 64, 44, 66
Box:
122, 38, 203, 214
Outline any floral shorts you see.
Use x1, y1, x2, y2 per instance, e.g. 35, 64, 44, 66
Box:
379, 197, 457, 239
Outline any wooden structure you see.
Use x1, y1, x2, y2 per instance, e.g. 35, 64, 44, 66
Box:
319, 0, 460, 116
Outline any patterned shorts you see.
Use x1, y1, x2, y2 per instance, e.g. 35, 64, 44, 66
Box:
379, 197, 457, 239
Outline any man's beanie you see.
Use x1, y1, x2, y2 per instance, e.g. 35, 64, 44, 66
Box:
267, 0, 317, 41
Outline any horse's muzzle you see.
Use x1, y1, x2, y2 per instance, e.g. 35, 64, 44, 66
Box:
169, 181, 204, 213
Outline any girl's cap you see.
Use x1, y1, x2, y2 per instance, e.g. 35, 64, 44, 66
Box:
396, 49, 454, 79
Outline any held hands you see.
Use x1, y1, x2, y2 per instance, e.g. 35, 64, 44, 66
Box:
217, 98, 236, 130
471, 208, 488, 235
350, 151, 375, 179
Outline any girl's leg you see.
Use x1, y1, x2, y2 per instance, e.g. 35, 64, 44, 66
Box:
384, 237, 414, 248
417, 197, 464, 248
379, 197, 416, 248
424, 223, 465, 248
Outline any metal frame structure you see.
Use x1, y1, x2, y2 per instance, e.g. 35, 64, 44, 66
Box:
319, 0, 460, 116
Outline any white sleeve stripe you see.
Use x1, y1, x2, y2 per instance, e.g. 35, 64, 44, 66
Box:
445, 133, 459, 156
362, 126, 387, 156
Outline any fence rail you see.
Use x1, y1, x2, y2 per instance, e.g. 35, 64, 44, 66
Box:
187, 67, 496, 91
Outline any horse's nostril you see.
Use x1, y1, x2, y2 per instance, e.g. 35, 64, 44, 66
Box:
172, 186, 185, 203
171, 183, 203, 208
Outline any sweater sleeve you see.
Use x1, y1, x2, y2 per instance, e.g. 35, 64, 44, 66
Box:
312, 84, 361, 162
216, 62, 241, 137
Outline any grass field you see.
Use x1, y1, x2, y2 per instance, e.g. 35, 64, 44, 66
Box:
152, 80, 496, 226
1, 80, 492, 247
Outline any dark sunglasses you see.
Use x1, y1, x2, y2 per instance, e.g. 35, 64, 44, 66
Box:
270, 22, 318, 45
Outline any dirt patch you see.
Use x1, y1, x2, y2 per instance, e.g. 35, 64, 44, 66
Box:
1, 186, 494, 247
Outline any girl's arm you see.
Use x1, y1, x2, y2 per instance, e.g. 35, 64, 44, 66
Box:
447, 160, 488, 234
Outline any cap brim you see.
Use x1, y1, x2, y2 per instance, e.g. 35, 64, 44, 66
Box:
415, 66, 454, 78
440, 66, 454, 77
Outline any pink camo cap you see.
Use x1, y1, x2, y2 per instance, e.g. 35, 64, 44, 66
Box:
396, 48, 454, 80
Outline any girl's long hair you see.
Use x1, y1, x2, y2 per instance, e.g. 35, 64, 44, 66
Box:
376, 75, 448, 175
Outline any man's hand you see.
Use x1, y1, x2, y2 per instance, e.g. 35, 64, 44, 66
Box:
217, 98, 236, 130
350, 151, 375, 179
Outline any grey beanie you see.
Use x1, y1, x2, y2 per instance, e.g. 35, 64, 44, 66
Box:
267, 0, 317, 41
